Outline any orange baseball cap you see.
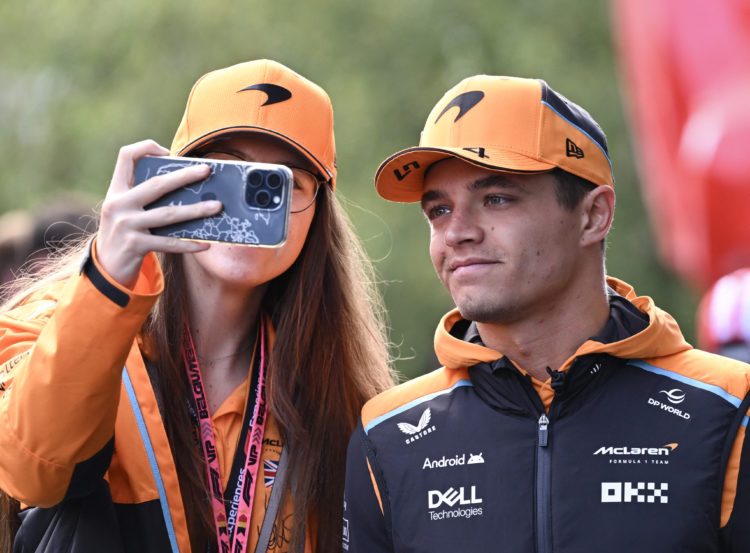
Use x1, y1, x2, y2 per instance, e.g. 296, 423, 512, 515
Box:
375, 75, 614, 202
171, 59, 337, 188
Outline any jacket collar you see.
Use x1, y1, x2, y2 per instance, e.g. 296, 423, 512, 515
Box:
434, 277, 692, 373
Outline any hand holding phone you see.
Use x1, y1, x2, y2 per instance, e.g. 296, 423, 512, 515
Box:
96, 140, 221, 289
134, 156, 293, 247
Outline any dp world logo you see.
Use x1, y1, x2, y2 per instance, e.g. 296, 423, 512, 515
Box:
659, 389, 686, 404
648, 388, 690, 420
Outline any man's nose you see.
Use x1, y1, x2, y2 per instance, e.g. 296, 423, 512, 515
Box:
443, 206, 483, 247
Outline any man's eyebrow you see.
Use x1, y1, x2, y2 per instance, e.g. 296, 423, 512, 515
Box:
469, 174, 523, 191
421, 189, 444, 207
421, 174, 523, 207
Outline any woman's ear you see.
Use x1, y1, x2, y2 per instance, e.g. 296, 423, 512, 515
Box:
580, 185, 615, 247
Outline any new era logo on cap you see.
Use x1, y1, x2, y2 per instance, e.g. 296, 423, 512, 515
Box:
566, 138, 584, 159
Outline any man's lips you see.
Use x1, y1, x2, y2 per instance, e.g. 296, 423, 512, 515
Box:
448, 258, 499, 272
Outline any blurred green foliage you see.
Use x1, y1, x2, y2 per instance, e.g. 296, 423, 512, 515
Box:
0, 0, 698, 380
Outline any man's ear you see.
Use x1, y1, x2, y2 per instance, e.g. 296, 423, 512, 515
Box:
580, 185, 615, 247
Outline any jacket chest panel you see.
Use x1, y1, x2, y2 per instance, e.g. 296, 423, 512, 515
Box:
545, 364, 735, 551
369, 363, 739, 553
369, 385, 536, 552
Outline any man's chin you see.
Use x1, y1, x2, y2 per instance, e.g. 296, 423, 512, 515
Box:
456, 302, 499, 324
455, 298, 521, 326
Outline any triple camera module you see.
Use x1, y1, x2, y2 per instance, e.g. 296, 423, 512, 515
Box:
245, 168, 285, 210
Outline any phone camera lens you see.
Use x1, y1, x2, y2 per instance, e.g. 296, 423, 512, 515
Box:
247, 170, 263, 187
266, 172, 282, 189
255, 190, 271, 208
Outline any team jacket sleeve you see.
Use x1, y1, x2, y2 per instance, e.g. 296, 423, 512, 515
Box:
720, 399, 750, 552
0, 243, 163, 507
343, 420, 394, 553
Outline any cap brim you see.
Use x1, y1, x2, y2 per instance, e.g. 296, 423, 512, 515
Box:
174, 126, 334, 184
375, 146, 555, 202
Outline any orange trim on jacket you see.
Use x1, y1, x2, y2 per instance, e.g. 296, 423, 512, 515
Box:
358, 276, 750, 534
0, 245, 307, 553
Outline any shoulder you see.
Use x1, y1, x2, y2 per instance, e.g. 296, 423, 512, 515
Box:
632, 348, 750, 403
2, 279, 67, 322
361, 366, 470, 433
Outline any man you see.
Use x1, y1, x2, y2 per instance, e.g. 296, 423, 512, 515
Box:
343, 75, 750, 552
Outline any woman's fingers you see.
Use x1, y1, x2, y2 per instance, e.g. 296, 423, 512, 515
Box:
129, 163, 212, 206
137, 200, 223, 230
107, 140, 169, 197
95, 141, 221, 288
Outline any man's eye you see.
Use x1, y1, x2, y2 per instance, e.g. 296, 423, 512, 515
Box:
425, 205, 451, 220
485, 194, 508, 206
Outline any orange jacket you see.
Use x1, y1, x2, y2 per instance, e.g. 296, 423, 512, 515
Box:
0, 244, 305, 553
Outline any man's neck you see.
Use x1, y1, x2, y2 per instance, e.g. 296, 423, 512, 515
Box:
476, 282, 611, 381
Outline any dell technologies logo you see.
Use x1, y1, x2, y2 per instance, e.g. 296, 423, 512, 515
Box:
647, 388, 691, 420
428, 486, 483, 521
397, 408, 437, 445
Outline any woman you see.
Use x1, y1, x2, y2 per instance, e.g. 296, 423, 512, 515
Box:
0, 60, 394, 553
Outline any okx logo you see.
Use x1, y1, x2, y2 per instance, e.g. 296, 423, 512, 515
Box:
601, 482, 668, 504
397, 408, 437, 445
428, 486, 484, 522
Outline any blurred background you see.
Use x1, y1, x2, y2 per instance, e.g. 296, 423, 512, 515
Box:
2, 0, 749, 379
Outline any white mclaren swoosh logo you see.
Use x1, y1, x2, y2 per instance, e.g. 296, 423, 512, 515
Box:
398, 408, 432, 435
659, 389, 686, 404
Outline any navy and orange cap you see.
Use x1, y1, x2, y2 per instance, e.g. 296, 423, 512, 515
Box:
170, 59, 337, 189
375, 75, 614, 202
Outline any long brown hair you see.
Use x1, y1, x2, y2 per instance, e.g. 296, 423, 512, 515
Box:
0, 492, 20, 553
0, 185, 394, 553
148, 184, 394, 552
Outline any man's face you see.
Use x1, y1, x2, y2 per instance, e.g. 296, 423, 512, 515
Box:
422, 158, 588, 325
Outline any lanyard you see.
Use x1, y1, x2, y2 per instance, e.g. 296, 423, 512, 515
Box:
183, 319, 268, 553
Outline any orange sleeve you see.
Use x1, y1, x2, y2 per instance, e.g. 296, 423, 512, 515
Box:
0, 250, 163, 507
722, 412, 749, 527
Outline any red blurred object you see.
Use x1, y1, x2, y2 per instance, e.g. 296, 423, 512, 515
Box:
613, 0, 750, 290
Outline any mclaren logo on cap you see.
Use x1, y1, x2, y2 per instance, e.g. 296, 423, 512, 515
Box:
435, 91, 485, 123
238, 83, 292, 106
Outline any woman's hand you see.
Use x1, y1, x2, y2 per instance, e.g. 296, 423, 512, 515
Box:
96, 140, 223, 288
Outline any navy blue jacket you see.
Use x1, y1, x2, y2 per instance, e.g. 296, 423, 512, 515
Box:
344, 280, 750, 552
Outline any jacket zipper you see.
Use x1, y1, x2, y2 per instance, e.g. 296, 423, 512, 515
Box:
536, 413, 552, 553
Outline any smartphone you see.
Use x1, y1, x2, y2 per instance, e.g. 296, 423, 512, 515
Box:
133, 156, 293, 247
